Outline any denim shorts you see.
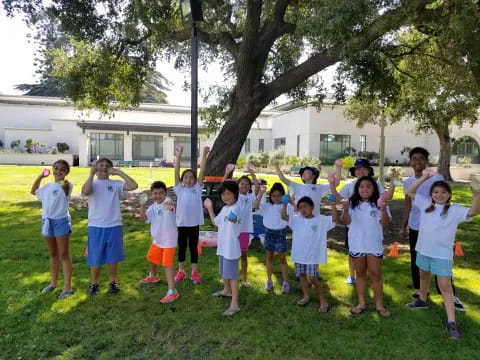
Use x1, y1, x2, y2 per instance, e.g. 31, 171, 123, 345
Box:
41, 217, 71, 238
416, 252, 452, 277
263, 228, 287, 253
218, 256, 239, 280
87, 226, 125, 266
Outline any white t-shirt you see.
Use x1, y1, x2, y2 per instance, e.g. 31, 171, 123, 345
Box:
403, 174, 444, 230
215, 204, 242, 260
146, 197, 178, 248
414, 194, 471, 260
174, 183, 204, 227
288, 206, 335, 265
290, 182, 329, 213
36, 182, 73, 219
347, 202, 391, 254
339, 179, 385, 200
237, 192, 256, 233
257, 203, 288, 230
87, 179, 125, 228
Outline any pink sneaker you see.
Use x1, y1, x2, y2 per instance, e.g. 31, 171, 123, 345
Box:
160, 290, 179, 303
174, 270, 186, 283
191, 271, 202, 284
139, 276, 160, 284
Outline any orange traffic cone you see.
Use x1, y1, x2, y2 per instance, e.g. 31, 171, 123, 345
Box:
197, 243, 203, 256
388, 242, 399, 258
454, 241, 464, 257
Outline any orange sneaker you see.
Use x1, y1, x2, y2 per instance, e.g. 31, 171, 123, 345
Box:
174, 270, 186, 283
139, 276, 160, 284
160, 290, 179, 303
190, 271, 202, 284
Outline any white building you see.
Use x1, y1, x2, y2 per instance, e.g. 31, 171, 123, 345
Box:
0, 95, 479, 166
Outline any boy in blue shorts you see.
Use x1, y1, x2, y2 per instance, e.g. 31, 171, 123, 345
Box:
82, 158, 138, 295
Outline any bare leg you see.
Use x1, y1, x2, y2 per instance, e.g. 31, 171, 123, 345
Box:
299, 274, 310, 303
44, 237, 59, 287
107, 263, 118, 283
229, 279, 240, 310
310, 276, 328, 309
348, 256, 356, 278
149, 262, 158, 277
367, 256, 388, 314
178, 261, 185, 271
90, 266, 101, 284
278, 253, 289, 282
352, 256, 368, 310
241, 251, 248, 282
55, 234, 72, 291
419, 269, 431, 302
266, 251, 274, 281
164, 266, 175, 290
437, 276, 455, 323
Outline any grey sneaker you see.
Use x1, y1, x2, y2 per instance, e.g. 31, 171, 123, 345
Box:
405, 299, 429, 309
108, 281, 120, 294
454, 297, 465, 312
446, 321, 461, 339
281, 281, 290, 294
88, 283, 99, 296
265, 280, 273, 291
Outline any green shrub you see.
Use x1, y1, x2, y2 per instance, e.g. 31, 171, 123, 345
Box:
236, 155, 246, 169
247, 153, 261, 167
258, 152, 270, 167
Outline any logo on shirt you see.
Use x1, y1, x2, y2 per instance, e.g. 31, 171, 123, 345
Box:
191, 189, 197, 194
370, 210, 378, 217
311, 224, 318, 232
107, 185, 114, 192
224, 216, 241, 224
52, 189, 59, 196
157, 209, 164, 216
311, 186, 316, 191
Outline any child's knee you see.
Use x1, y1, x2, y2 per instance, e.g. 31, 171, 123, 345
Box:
278, 254, 287, 264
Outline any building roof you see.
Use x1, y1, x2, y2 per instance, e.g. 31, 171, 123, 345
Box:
77, 121, 200, 134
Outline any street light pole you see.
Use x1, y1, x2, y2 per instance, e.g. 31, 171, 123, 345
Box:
190, 22, 199, 171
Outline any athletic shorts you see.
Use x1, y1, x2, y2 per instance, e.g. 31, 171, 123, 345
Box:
416, 252, 452, 277
41, 217, 71, 238
263, 228, 287, 253
349, 252, 383, 259
87, 226, 124, 266
295, 263, 320, 278
146, 244, 176, 267
239, 232, 250, 252
218, 256, 239, 280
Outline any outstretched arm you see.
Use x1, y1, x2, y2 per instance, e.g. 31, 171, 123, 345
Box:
139, 204, 147, 223
204, 198, 216, 224
251, 172, 260, 195
254, 186, 266, 210
380, 208, 391, 227
467, 190, 480, 217
110, 168, 138, 191
341, 201, 351, 225
31, 170, 48, 195
330, 201, 339, 224
197, 146, 210, 184
81, 162, 97, 196
281, 203, 289, 221
275, 163, 291, 186
174, 146, 182, 185
406, 173, 432, 200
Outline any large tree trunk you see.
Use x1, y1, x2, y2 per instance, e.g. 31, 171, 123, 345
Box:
205, 96, 263, 176
434, 124, 453, 181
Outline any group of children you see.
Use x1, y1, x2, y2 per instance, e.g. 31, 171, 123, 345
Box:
32, 146, 480, 338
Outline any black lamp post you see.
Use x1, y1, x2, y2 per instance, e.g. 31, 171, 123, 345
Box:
180, 0, 203, 171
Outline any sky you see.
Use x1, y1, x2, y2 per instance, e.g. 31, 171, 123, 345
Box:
0, 12, 337, 107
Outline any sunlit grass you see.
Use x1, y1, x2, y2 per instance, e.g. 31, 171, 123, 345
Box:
0, 165, 479, 359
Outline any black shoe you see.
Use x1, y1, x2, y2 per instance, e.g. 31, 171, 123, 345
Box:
405, 299, 429, 309
88, 283, 99, 296
108, 281, 120, 294
412, 291, 430, 300
454, 297, 466, 312
446, 321, 461, 339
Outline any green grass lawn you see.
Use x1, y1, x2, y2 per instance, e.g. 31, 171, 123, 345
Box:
1, 165, 479, 359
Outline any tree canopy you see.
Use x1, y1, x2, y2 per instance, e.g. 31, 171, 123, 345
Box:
4, 0, 480, 174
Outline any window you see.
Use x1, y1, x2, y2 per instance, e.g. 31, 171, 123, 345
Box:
258, 139, 264, 152
174, 136, 192, 161
319, 134, 351, 160
274, 137, 286, 150
297, 135, 300, 157
244, 138, 251, 153
452, 136, 480, 164
90, 133, 124, 160
360, 135, 367, 152
132, 135, 163, 160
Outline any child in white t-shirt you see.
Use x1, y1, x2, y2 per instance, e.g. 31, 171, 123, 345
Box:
221, 163, 260, 287
31, 159, 74, 299
341, 176, 392, 318
204, 181, 243, 316
405, 173, 480, 339
254, 183, 290, 293
173, 145, 209, 284
275, 163, 331, 214
281, 196, 338, 312
139, 181, 179, 303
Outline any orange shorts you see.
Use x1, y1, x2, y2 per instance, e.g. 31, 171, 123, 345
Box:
146, 244, 176, 267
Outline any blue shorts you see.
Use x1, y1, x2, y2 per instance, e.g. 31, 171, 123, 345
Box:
264, 228, 287, 253
41, 217, 71, 238
416, 252, 452, 277
87, 226, 124, 266
218, 256, 239, 280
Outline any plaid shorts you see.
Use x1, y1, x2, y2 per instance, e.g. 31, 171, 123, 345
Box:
295, 263, 320, 278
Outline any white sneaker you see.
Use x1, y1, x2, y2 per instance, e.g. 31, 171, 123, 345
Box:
454, 296, 466, 312
344, 276, 355, 285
